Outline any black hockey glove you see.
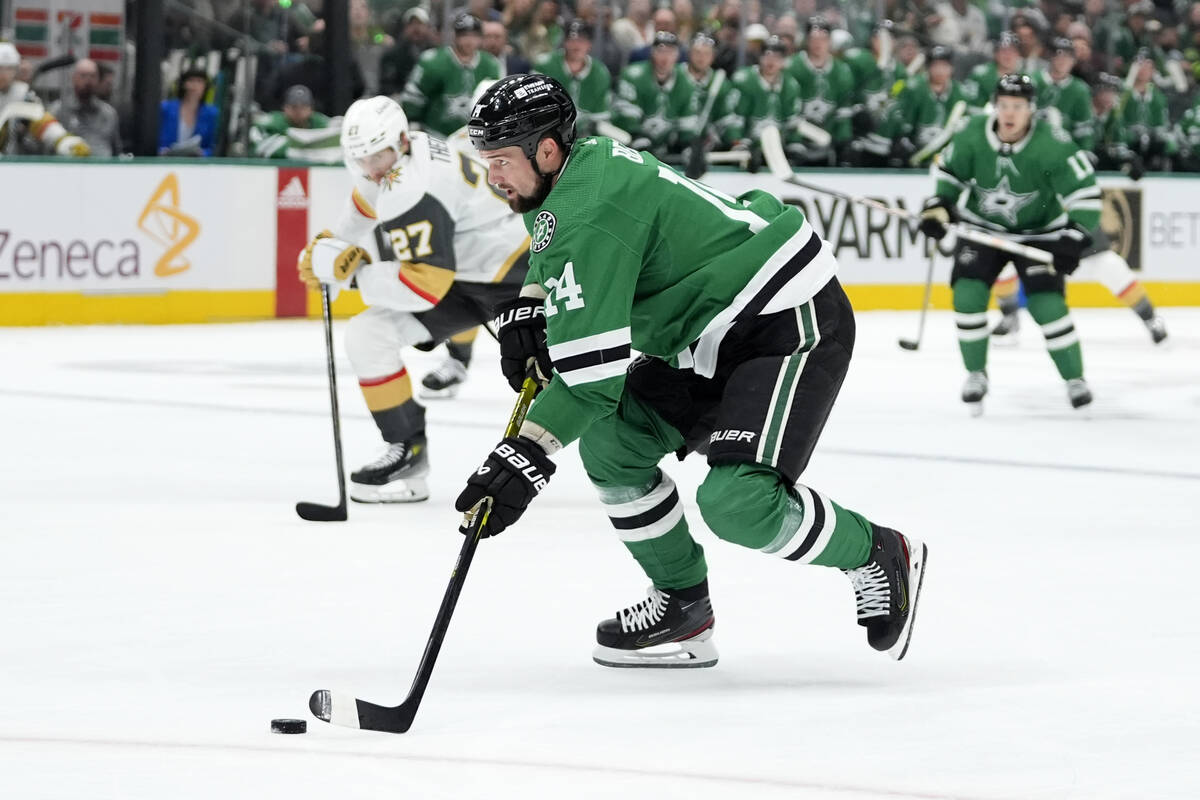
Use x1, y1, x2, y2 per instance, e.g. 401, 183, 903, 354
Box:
455, 436, 556, 537
919, 197, 954, 241
1040, 223, 1093, 276
493, 296, 553, 393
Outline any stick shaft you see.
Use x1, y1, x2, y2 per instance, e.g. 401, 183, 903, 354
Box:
320, 286, 347, 509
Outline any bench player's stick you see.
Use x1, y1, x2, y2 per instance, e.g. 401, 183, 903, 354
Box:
309, 378, 539, 733
296, 286, 348, 522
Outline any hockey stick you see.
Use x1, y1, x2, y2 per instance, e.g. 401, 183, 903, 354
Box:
685, 68, 726, 178
898, 247, 937, 351
309, 377, 539, 734
295, 286, 348, 522
759, 125, 1053, 264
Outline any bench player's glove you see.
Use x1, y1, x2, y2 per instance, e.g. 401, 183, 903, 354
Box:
493, 296, 553, 393
455, 436, 556, 537
1038, 223, 1092, 276
919, 197, 954, 241
297, 230, 371, 290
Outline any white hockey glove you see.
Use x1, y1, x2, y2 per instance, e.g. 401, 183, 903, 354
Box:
56, 134, 91, 157
297, 230, 371, 296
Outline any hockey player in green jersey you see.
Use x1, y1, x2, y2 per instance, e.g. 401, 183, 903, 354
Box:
249, 84, 339, 161
400, 13, 502, 137
842, 20, 908, 165
681, 32, 741, 151
963, 32, 1020, 108
612, 31, 695, 158
728, 37, 806, 161
920, 74, 1099, 413
1121, 51, 1179, 171
458, 74, 927, 668
890, 46, 970, 161
1034, 38, 1094, 153
532, 21, 612, 139
786, 17, 854, 163
1091, 73, 1143, 176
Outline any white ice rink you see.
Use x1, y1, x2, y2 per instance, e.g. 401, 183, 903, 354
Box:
2, 308, 1198, 799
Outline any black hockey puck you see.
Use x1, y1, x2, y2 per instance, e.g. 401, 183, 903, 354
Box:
271, 718, 307, 734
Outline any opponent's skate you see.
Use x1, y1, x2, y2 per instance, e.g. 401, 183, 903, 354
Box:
1146, 316, 1168, 345
593, 583, 717, 669
1066, 378, 1093, 411
842, 525, 927, 660
349, 437, 429, 503
990, 311, 1020, 344
419, 357, 469, 399
962, 370, 988, 417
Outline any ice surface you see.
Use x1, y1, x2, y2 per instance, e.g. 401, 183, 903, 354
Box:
2, 309, 1198, 799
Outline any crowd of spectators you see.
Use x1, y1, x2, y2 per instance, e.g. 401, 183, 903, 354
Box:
5, 0, 1200, 174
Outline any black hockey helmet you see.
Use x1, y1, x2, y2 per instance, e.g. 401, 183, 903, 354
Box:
1051, 37, 1075, 57
996, 31, 1019, 50
763, 36, 788, 57
652, 30, 681, 49
453, 12, 483, 36
806, 16, 833, 35
1094, 72, 1124, 94
469, 74, 578, 162
994, 73, 1036, 104
692, 30, 717, 48
927, 44, 954, 65
565, 19, 592, 40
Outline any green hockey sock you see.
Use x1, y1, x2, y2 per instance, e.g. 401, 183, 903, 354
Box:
696, 463, 872, 569
1027, 291, 1084, 381
953, 278, 991, 373
596, 474, 709, 591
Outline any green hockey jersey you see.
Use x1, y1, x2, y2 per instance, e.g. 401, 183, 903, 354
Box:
892, 77, 971, 147
249, 110, 339, 161
519, 137, 835, 446
400, 46, 502, 136
934, 113, 1101, 235
786, 52, 854, 143
842, 47, 905, 118
612, 61, 696, 152
1176, 96, 1200, 166
681, 66, 740, 147
1120, 85, 1178, 154
963, 62, 1003, 107
1034, 72, 1094, 151
727, 66, 804, 144
533, 52, 613, 138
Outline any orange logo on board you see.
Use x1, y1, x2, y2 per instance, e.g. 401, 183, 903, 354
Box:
137, 173, 200, 277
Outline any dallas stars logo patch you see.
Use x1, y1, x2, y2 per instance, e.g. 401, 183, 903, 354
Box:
975, 175, 1037, 227
531, 211, 556, 253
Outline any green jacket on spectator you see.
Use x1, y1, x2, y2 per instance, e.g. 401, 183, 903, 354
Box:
400, 46, 502, 136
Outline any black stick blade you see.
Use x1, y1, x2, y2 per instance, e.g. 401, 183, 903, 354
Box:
295, 502, 348, 522
897, 339, 920, 351
309, 689, 416, 734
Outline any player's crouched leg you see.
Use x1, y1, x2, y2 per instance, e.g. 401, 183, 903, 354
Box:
696, 464, 871, 568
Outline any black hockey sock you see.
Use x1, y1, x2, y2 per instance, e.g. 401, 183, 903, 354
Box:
670, 579, 709, 602
1131, 297, 1155, 322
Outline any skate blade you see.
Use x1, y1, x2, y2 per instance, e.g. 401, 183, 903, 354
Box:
888, 539, 928, 661
965, 400, 984, 417
990, 334, 1019, 348
593, 628, 718, 669
350, 477, 430, 504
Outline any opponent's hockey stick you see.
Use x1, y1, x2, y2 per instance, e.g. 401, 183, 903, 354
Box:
899, 248, 937, 351
309, 378, 538, 733
909, 100, 966, 166
760, 125, 1053, 264
296, 286, 348, 522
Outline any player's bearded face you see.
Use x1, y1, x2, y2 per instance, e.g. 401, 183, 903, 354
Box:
482, 145, 555, 213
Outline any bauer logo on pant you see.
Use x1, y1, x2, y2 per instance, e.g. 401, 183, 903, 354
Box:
531, 211, 556, 253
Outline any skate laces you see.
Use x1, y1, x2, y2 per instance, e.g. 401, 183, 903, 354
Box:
618, 588, 670, 632
364, 441, 408, 469
429, 358, 467, 382
844, 563, 890, 620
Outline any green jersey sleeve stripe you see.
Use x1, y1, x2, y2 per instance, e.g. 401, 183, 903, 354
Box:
1061, 186, 1101, 206
553, 347, 633, 387
547, 326, 633, 360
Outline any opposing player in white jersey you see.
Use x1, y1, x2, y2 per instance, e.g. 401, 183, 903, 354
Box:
297, 95, 530, 503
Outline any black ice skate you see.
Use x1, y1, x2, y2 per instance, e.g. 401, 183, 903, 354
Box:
419, 357, 469, 399
842, 526, 927, 660
1146, 316, 1168, 345
962, 370, 988, 417
349, 437, 429, 503
1066, 378, 1093, 411
593, 584, 717, 669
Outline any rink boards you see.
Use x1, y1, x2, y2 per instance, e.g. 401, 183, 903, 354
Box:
1, 158, 1198, 325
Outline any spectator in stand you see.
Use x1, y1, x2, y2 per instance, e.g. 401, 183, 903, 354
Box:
465, 0, 502, 23
250, 84, 339, 160
158, 68, 219, 156
49, 59, 122, 157
674, 0, 698, 42
774, 14, 800, 54
380, 7, 434, 99
225, 0, 309, 107
1067, 22, 1101, 86
351, 0, 392, 97
402, 13, 501, 136
533, 21, 612, 137
927, 0, 988, 56
17, 57, 34, 85
611, 0, 656, 58
483, 20, 531, 75
269, 31, 366, 114
575, 0, 625, 78
743, 23, 770, 65
1109, 1, 1156, 71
